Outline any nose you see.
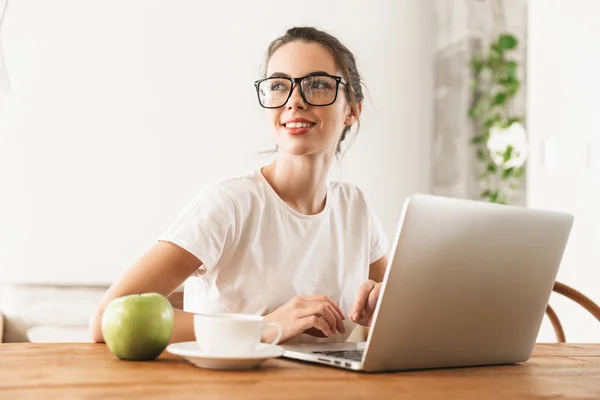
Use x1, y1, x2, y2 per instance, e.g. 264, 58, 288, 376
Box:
286, 83, 307, 110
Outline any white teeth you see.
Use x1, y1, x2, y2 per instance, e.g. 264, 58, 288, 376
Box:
284, 122, 314, 128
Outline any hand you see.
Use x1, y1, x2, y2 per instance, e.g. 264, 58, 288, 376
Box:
349, 280, 381, 327
263, 295, 346, 344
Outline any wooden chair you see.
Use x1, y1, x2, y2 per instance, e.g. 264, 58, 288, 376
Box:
0, 312, 4, 343
165, 284, 599, 344
546, 281, 600, 342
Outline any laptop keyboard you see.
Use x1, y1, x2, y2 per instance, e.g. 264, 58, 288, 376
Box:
311, 349, 364, 361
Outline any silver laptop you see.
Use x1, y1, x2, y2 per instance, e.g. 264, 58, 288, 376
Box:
282, 194, 574, 372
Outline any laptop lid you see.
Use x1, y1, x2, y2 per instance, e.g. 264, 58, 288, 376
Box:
361, 194, 574, 372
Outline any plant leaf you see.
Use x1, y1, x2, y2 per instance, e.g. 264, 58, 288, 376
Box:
487, 52, 501, 68
503, 145, 514, 163
499, 34, 518, 50
476, 149, 486, 161
471, 57, 483, 72
490, 42, 503, 56
513, 167, 525, 177
471, 135, 486, 144
468, 106, 479, 119
484, 114, 502, 129
505, 80, 520, 96
492, 92, 507, 106
507, 116, 522, 125
506, 60, 518, 79
490, 191, 500, 203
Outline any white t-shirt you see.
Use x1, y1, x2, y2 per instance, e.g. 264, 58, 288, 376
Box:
158, 169, 389, 342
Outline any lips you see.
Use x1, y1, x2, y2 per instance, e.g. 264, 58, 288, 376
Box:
283, 121, 315, 128
281, 118, 316, 136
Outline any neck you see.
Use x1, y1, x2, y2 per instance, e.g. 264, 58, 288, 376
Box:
262, 153, 333, 215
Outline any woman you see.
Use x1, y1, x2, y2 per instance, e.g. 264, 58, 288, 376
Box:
90, 26, 389, 345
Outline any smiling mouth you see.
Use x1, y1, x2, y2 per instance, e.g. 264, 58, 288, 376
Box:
282, 122, 316, 128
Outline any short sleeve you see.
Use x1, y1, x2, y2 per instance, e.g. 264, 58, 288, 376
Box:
158, 184, 237, 271
367, 201, 389, 264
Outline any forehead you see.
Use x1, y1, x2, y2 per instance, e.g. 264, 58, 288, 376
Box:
266, 41, 339, 77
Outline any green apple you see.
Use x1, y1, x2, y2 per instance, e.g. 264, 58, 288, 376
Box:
101, 293, 174, 361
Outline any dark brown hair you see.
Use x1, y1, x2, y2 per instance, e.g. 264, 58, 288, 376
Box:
264, 26, 365, 157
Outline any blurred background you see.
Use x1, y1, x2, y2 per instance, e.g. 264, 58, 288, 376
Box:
0, 0, 598, 344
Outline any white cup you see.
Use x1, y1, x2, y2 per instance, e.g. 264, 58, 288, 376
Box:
193, 313, 283, 356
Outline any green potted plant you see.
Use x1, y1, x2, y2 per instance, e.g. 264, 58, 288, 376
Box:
468, 28, 527, 205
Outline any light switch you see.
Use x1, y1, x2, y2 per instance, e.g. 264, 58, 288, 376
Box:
541, 139, 558, 167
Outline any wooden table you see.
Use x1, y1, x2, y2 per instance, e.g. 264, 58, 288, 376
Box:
1, 343, 599, 399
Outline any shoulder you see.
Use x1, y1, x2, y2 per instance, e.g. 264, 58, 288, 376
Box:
195, 170, 265, 215
326, 181, 372, 218
327, 180, 369, 205
181, 171, 259, 211
209, 170, 263, 201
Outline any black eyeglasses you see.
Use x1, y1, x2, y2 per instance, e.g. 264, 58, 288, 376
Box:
254, 73, 348, 109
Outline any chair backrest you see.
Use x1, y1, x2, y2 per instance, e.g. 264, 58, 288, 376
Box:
546, 281, 600, 342
164, 283, 598, 343
0, 312, 4, 343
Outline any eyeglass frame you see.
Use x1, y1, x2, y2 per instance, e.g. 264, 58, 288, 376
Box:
253, 73, 349, 109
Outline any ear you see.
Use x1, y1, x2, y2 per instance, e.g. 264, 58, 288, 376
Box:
344, 101, 363, 126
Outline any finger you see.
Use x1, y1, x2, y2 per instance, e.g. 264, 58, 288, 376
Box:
322, 303, 345, 334
303, 327, 328, 338
323, 304, 346, 334
359, 284, 381, 325
314, 298, 346, 333
301, 315, 332, 337
310, 304, 337, 334
365, 283, 381, 316
350, 280, 376, 321
305, 294, 345, 321
297, 303, 341, 334
304, 294, 345, 321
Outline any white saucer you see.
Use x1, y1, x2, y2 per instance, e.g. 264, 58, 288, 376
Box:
166, 341, 284, 370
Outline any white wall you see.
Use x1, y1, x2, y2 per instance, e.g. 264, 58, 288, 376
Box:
0, 1, 433, 285
528, 0, 600, 342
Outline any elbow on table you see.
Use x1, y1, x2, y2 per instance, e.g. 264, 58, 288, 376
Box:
89, 308, 105, 343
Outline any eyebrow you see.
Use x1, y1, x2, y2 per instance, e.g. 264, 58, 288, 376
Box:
268, 71, 333, 78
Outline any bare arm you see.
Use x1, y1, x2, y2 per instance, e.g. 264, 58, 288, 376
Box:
89, 240, 202, 344
369, 255, 388, 283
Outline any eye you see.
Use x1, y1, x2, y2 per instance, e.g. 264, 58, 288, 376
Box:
269, 79, 290, 92
271, 83, 286, 90
310, 80, 334, 90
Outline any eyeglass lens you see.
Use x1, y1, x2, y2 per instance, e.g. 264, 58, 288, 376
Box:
258, 76, 338, 108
